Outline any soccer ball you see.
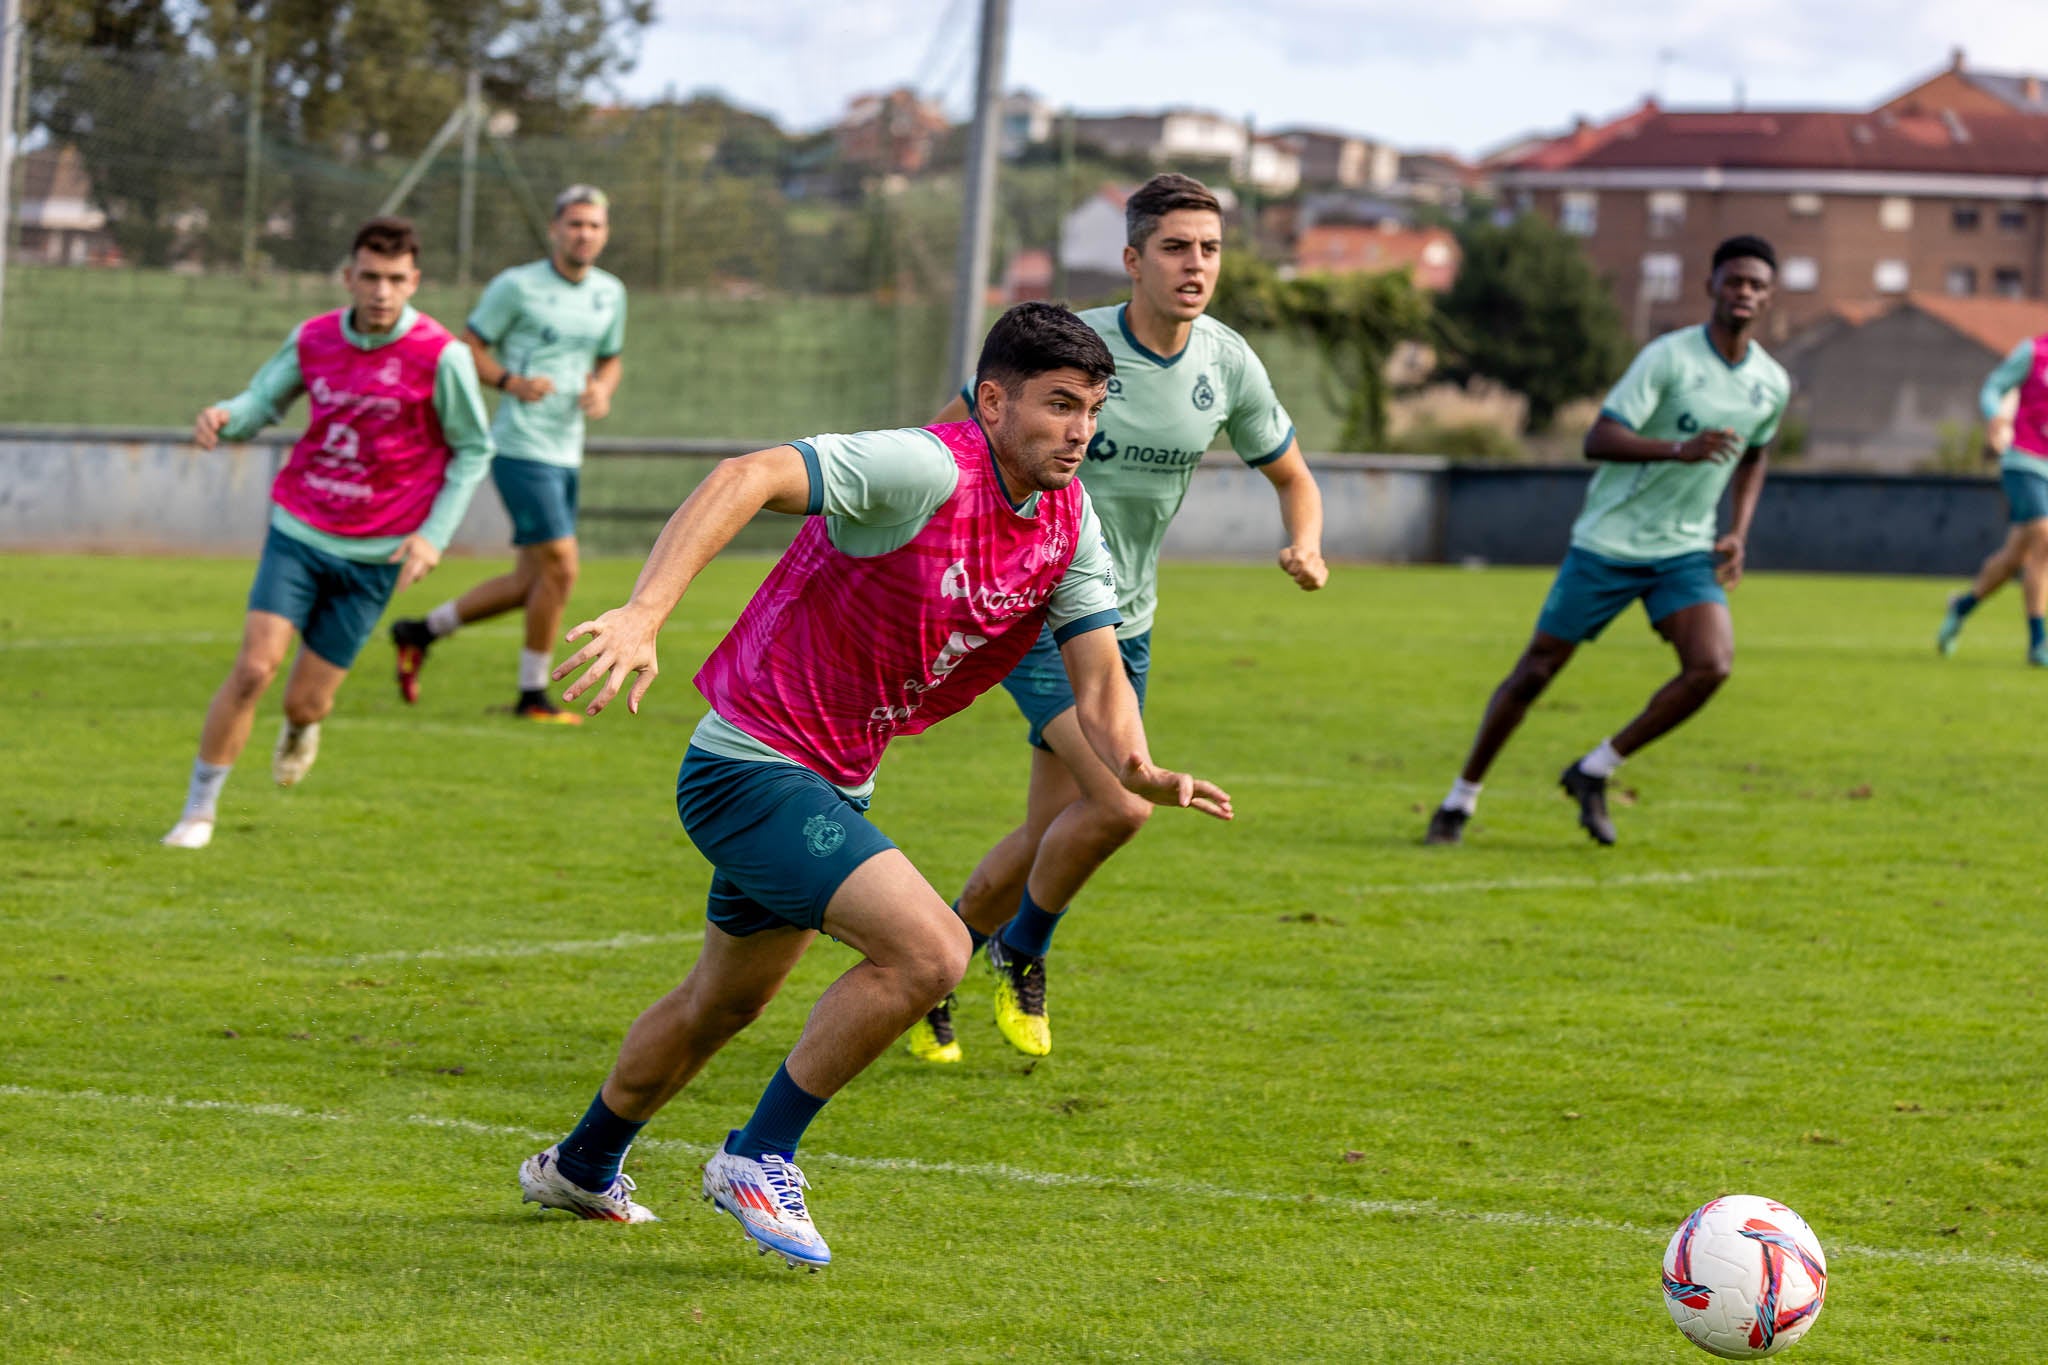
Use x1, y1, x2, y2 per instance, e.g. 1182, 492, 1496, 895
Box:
1662, 1195, 1828, 1358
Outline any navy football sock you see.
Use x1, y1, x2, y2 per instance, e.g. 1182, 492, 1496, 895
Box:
554, 1090, 648, 1192
2030, 616, 2044, 651
1954, 592, 1979, 617
730, 1062, 828, 1160
997, 885, 1065, 959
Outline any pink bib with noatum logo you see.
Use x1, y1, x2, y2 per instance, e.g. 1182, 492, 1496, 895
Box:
695, 421, 1085, 787
271, 309, 456, 538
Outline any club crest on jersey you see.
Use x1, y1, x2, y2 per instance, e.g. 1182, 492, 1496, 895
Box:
1042, 527, 1071, 563
376, 357, 404, 387
1677, 412, 1700, 433
1751, 382, 1767, 406
1107, 376, 1123, 397
541, 326, 560, 345
802, 813, 846, 858
1192, 372, 1215, 411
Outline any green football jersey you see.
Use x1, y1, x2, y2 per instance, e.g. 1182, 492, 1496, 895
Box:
970, 303, 1293, 637
467, 259, 627, 468
1572, 325, 1790, 563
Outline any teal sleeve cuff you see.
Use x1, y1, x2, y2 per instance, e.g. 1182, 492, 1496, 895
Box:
1245, 425, 1296, 468
792, 439, 824, 516
1597, 408, 1639, 432
464, 316, 498, 346
1052, 609, 1122, 646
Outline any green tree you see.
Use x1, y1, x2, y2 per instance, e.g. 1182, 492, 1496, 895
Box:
1212, 253, 1439, 451
1436, 215, 1631, 430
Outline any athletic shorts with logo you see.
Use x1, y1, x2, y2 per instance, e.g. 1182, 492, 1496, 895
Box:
1535, 545, 1725, 644
246, 525, 403, 668
492, 454, 580, 545
2002, 463, 2048, 524
998, 623, 1151, 751
674, 745, 897, 937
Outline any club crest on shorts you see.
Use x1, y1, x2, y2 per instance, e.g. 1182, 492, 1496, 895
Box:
803, 813, 847, 858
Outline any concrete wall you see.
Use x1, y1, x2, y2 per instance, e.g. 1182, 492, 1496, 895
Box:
0, 429, 2009, 576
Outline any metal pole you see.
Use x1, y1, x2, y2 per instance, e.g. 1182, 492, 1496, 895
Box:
0, 0, 20, 340
241, 39, 263, 275
658, 83, 677, 293
1052, 107, 1072, 301
944, 0, 1009, 391
457, 67, 480, 286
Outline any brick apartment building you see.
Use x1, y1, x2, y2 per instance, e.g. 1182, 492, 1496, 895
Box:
1494, 53, 2048, 344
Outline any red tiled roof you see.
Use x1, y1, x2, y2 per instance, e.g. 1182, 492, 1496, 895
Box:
1294, 225, 1461, 290
1541, 108, 2048, 176
1904, 293, 2048, 354
1500, 99, 1662, 170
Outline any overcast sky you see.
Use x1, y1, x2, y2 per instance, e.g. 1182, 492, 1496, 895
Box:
627, 1, 2048, 156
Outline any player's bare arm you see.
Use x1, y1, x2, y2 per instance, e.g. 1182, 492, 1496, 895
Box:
557, 443, 813, 715
579, 354, 623, 420
1257, 442, 1328, 590
1585, 416, 1742, 465
1715, 446, 1771, 586
1061, 628, 1232, 821
462, 326, 554, 403
930, 393, 972, 425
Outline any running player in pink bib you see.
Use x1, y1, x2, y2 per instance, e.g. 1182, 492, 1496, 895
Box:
160, 218, 493, 850
1936, 329, 2048, 665
515, 304, 1233, 1268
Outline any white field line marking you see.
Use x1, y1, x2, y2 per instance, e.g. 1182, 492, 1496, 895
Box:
1, 1085, 2038, 1280
0, 631, 232, 652
1346, 868, 1796, 898
309, 930, 705, 968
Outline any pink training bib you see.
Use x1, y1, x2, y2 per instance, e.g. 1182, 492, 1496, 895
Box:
2014, 332, 2048, 461
271, 310, 456, 538
696, 421, 1086, 787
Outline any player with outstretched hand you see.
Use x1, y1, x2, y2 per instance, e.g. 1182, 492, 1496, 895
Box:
515, 302, 1231, 1270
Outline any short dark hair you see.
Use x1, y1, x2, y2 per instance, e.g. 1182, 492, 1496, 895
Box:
975, 302, 1116, 397
1711, 234, 1776, 274
1126, 172, 1223, 249
351, 216, 421, 264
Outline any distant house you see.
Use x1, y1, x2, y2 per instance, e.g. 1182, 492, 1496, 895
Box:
1073, 109, 1247, 165
1294, 223, 1461, 291
1274, 127, 1399, 191
1059, 184, 1131, 303
1241, 135, 1301, 196
1781, 293, 2048, 469
16, 145, 115, 266
835, 89, 951, 176
1001, 90, 1055, 159
1877, 48, 2048, 117
1393, 151, 1483, 208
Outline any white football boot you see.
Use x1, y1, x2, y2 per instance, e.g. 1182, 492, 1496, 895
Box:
160, 818, 215, 850
518, 1145, 658, 1223
702, 1139, 831, 1270
272, 721, 321, 787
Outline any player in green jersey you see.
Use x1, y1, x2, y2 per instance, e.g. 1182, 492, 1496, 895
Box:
1425, 235, 1789, 848
909, 173, 1327, 1061
389, 185, 626, 722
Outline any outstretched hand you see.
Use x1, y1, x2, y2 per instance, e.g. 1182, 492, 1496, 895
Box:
1714, 533, 1746, 587
554, 603, 663, 717
1278, 544, 1328, 590
1118, 758, 1234, 821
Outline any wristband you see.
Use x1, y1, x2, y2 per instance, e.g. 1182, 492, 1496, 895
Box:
1671, 440, 1682, 458
496, 371, 512, 392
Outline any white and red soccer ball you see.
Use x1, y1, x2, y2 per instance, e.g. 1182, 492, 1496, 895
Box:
1663, 1195, 1828, 1358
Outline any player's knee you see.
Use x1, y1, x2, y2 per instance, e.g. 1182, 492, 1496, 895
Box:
539, 542, 579, 592
1506, 657, 1558, 702
1096, 793, 1153, 846
1685, 655, 1733, 693
283, 693, 331, 727
228, 654, 280, 700
905, 928, 971, 1004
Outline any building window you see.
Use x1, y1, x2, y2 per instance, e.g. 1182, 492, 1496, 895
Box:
1995, 267, 2026, 298
1946, 265, 1979, 296
1560, 191, 1597, 236
1878, 197, 1913, 231
1640, 252, 1682, 302
1788, 192, 1823, 217
1647, 190, 1687, 239
1998, 203, 2028, 233
1782, 256, 1819, 292
1874, 259, 1910, 293
1953, 204, 1982, 232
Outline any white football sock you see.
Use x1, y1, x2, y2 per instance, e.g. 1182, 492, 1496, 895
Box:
518, 648, 552, 693
426, 601, 463, 638
1579, 738, 1624, 779
183, 759, 231, 821
1443, 778, 1482, 814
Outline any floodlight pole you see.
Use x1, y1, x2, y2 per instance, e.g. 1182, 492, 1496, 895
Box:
0, 0, 20, 343
944, 0, 1010, 393
457, 66, 481, 286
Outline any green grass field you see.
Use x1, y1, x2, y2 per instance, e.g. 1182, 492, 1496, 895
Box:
2, 555, 2043, 1362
